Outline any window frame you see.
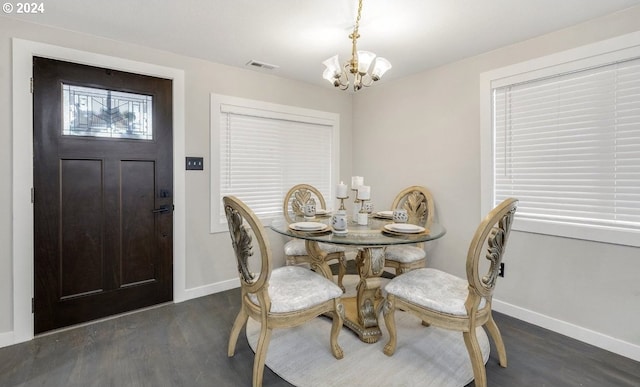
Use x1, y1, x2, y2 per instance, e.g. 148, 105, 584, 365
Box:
480, 31, 640, 247
210, 94, 340, 233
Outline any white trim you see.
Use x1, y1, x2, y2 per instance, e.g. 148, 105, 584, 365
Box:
493, 299, 640, 362
512, 218, 640, 248
480, 31, 640, 242
9, 38, 187, 347
486, 31, 640, 89
209, 93, 340, 233
183, 278, 240, 300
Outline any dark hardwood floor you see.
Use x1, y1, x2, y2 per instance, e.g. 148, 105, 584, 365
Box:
1, 283, 639, 386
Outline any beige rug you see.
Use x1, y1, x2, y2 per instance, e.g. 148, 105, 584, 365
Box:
246, 275, 490, 387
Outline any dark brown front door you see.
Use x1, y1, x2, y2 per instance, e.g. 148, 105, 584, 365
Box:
33, 57, 174, 333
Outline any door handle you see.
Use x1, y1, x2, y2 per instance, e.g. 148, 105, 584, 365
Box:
152, 204, 173, 214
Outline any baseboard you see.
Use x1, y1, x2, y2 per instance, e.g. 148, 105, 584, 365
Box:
493, 298, 640, 362
0, 331, 16, 349
179, 277, 240, 302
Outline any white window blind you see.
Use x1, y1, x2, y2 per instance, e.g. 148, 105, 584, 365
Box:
493, 57, 640, 236
214, 100, 335, 229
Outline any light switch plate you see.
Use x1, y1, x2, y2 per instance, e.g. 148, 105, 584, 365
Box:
186, 157, 204, 170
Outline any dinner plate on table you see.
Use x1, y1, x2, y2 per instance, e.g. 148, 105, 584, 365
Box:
289, 222, 329, 232
315, 209, 331, 216
374, 210, 394, 219
383, 223, 426, 234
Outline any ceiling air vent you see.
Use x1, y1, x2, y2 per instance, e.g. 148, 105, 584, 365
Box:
246, 60, 279, 70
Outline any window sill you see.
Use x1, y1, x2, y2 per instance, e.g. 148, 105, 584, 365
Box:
513, 218, 640, 248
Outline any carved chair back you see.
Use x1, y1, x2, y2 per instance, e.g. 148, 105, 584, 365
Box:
223, 195, 271, 299
283, 184, 328, 223
391, 186, 434, 228
465, 198, 518, 311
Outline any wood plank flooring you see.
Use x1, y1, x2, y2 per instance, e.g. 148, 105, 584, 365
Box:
1, 286, 639, 386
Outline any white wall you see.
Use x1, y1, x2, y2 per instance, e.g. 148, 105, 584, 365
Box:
352, 6, 640, 360
0, 16, 353, 344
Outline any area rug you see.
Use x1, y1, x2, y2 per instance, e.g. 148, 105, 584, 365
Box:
246, 275, 490, 387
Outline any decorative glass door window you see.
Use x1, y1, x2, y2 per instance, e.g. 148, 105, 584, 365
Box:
62, 84, 153, 140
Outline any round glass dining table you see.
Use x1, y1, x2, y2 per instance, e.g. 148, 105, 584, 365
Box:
270, 215, 446, 343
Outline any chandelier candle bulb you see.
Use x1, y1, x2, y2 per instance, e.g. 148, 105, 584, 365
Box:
357, 185, 370, 200
337, 181, 348, 198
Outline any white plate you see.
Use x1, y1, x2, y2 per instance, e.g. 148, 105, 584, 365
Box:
384, 223, 425, 234
289, 222, 328, 231
315, 209, 331, 216
376, 210, 393, 218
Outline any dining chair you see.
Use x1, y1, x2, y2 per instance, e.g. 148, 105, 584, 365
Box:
382, 198, 518, 387
384, 185, 435, 275
283, 184, 349, 291
223, 195, 345, 387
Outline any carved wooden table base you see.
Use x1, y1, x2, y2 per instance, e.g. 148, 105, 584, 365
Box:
306, 240, 386, 343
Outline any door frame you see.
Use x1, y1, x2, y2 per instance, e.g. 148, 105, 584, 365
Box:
11, 38, 187, 344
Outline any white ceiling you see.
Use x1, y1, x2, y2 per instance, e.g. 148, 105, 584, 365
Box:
5, 0, 640, 89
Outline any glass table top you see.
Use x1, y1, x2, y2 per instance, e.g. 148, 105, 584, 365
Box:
269, 215, 446, 247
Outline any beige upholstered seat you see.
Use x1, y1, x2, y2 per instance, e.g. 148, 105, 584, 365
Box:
223, 196, 345, 387
383, 198, 518, 387
283, 184, 348, 291
384, 186, 435, 275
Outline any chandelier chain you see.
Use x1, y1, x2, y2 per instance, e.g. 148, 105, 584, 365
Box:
349, 0, 364, 74
353, 0, 363, 39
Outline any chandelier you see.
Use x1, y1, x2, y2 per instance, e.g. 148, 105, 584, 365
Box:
322, 0, 392, 91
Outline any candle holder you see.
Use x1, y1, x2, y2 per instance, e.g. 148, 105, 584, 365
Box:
357, 199, 369, 225
351, 189, 361, 224
336, 195, 349, 211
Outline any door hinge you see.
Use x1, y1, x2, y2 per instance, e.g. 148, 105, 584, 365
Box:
31, 187, 34, 203
30, 77, 33, 94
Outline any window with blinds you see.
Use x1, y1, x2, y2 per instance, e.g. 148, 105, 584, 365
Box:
492, 56, 640, 245
210, 94, 339, 232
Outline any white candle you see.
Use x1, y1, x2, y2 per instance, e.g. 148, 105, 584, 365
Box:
351, 176, 364, 190
357, 185, 370, 200
336, 181, 348, 198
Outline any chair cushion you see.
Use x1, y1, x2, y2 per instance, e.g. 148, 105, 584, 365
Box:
384, 268, 486, 316
249, 266, 343, 313
284, 239, 346, 256
384, 245, 426, 263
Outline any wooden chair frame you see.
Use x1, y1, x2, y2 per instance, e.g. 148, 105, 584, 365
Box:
224, 196, 344, 387
385, 185, 435, 274
383, 198, 518, 387
283, 183, 348, 290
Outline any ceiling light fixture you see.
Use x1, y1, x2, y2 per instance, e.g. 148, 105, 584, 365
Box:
322, 0, 392, 91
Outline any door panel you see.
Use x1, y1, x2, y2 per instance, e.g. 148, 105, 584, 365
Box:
60, 159, 104, 298
121, 160, 156, 286
33, 57, 173, 333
